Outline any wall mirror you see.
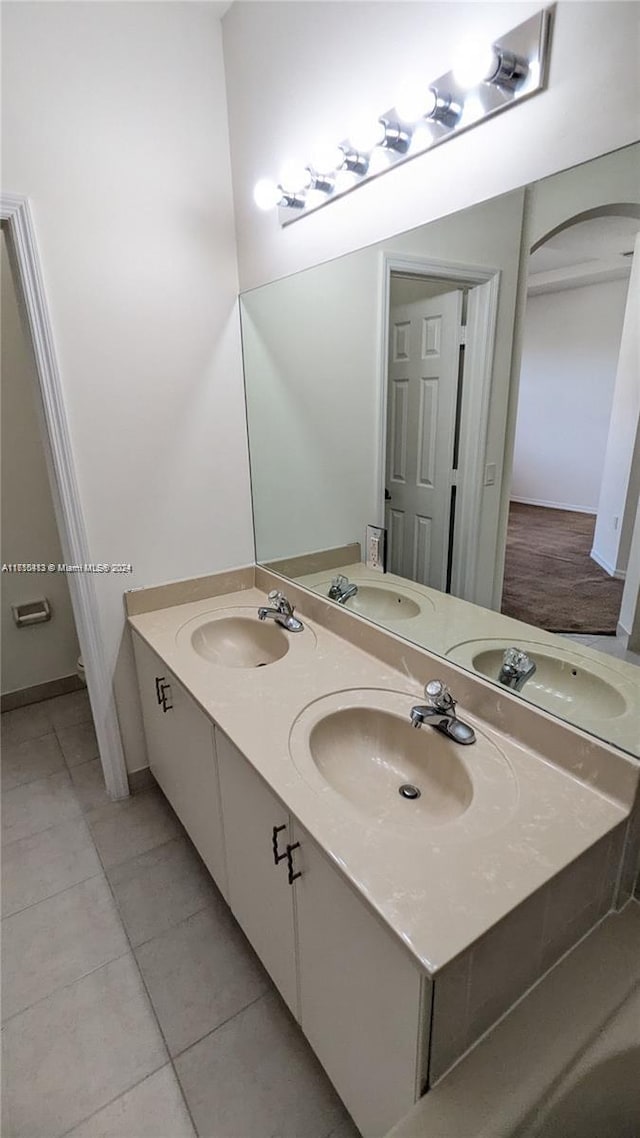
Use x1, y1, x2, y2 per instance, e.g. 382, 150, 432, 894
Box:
240, 142, 640, 759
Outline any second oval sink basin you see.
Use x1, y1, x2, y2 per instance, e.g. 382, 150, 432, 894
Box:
316, 579, 428, 621
308, 705, 472, 824
289, 689, 516, 839
446, 639, 629, 720
191, 616, 290, 668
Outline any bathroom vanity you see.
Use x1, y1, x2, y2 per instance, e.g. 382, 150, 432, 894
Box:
127, 567, 638, 1138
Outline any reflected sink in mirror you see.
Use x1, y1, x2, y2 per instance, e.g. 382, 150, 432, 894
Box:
186, 612, 291, 668
289, 688, 516, 839
447, 639, 631, 720
317, 579, 424, 621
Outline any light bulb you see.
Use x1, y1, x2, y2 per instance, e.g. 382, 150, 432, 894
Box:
253, 179, 283, 211
278, 160, 311, 193
310, 142, 345, 174
453, 41, 499, 88
395, 81, 437, 123
348, 117, 386, 153
334, 169, 358, 193
367, 148, 391, 175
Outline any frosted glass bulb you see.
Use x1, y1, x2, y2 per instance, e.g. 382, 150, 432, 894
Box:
310, 142, 345, 174
348, 117, 386, 153
395, 81, 437, 123
453, 41, 499, 88
253, 179, 282, 211
278, 160, 311, 193
367, 148, 391, 175
334, 169, 357, 193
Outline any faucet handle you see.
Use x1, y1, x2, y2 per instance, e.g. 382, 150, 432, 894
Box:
330, 574, 348, 589
424, 679, 455, 711
267, 590, 293, 615
502, 647, 534, 673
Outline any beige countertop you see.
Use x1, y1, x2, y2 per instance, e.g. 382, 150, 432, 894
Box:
129, 582, 635, 975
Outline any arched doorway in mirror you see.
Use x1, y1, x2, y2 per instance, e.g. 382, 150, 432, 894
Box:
502, 208, 640, 667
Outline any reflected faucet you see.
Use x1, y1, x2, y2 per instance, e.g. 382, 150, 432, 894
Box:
410, 680, 476, 745
498, 647, 537, 691
258, 590, 304, 633
328, 575, 358, 605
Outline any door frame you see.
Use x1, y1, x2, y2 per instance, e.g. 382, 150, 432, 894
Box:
377, 253, 500, 602
1, 192, 129, 799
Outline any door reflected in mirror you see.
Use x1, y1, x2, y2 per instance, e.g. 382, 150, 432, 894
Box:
240, 142, 640, 758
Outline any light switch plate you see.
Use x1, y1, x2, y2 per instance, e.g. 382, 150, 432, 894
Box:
366, 525, 386, 572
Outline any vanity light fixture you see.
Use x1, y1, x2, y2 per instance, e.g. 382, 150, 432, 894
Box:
453, 41, 529, 91
255, 5, 553, 225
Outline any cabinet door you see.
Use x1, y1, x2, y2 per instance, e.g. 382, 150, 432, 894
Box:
216, 727, 298, 1017
131, 632, 228, 899
293, 822, 430, 1138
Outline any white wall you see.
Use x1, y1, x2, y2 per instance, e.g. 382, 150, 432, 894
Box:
223, 1, 640, 291
511, 277, 630, 512
593, 231, 640, 576
2, 3, 254, 771
1, 232, 80, 694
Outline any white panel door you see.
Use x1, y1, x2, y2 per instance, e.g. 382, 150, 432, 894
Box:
386, 290, 463, 589
293, 822, 430, 1138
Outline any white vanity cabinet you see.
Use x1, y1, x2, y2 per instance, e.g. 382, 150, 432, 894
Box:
215, 727, 430, 1138
215, 725, 299, 1017
131, 632, 228, 898
293, 822, 431, 1138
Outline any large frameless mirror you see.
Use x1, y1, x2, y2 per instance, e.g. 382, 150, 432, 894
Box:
241, 143, 640, 758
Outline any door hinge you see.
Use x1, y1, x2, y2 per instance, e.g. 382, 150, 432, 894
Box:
458, 326, 467, 345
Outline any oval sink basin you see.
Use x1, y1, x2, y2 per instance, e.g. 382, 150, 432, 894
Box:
289, 689, 516, 839
447, 640, 628, 720
191, 616, 290, 669
345, 586, 421, 621
308, 705, 472, 824
316, 580, 428, 621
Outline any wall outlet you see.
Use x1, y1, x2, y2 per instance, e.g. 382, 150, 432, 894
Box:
366, 524, 386, 572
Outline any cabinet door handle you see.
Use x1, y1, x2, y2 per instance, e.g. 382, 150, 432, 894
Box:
286, 841, 301, 885
272, 824, 287, 865
156, 679, 173, 712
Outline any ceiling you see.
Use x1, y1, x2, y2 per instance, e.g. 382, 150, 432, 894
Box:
528, 215, 640, 295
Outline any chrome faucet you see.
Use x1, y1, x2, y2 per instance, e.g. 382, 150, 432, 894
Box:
497, 647, 537, 692
257, 590, 304, 633
410, 680, 476, 745
328, 574, 358, 605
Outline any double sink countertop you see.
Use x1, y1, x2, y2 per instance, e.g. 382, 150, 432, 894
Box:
128, 576, 637, 976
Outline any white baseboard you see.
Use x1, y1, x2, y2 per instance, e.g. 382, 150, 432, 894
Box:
510, 495, 596, 514
590, 547, 626, 580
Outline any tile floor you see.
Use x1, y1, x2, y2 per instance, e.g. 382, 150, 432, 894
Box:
1, 691, 360, 1138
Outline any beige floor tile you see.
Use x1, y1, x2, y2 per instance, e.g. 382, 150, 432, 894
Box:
44, 689, 93, 730
57, 721, 100, 767
1, 816, 102, 917
1, 702, 53, 746
1, 769, 81, 846
175, 990, 346, 1138
64, 1065, 196, 1138
70, 758, 110, 812
327, 1116, 363, 1138
136, 901, 268, 1056
1, 732, 65, 791
2, 875, 129, 1020
87, 787, 182, 869
2, 954, 167, 1138
108, 835, 217, 947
